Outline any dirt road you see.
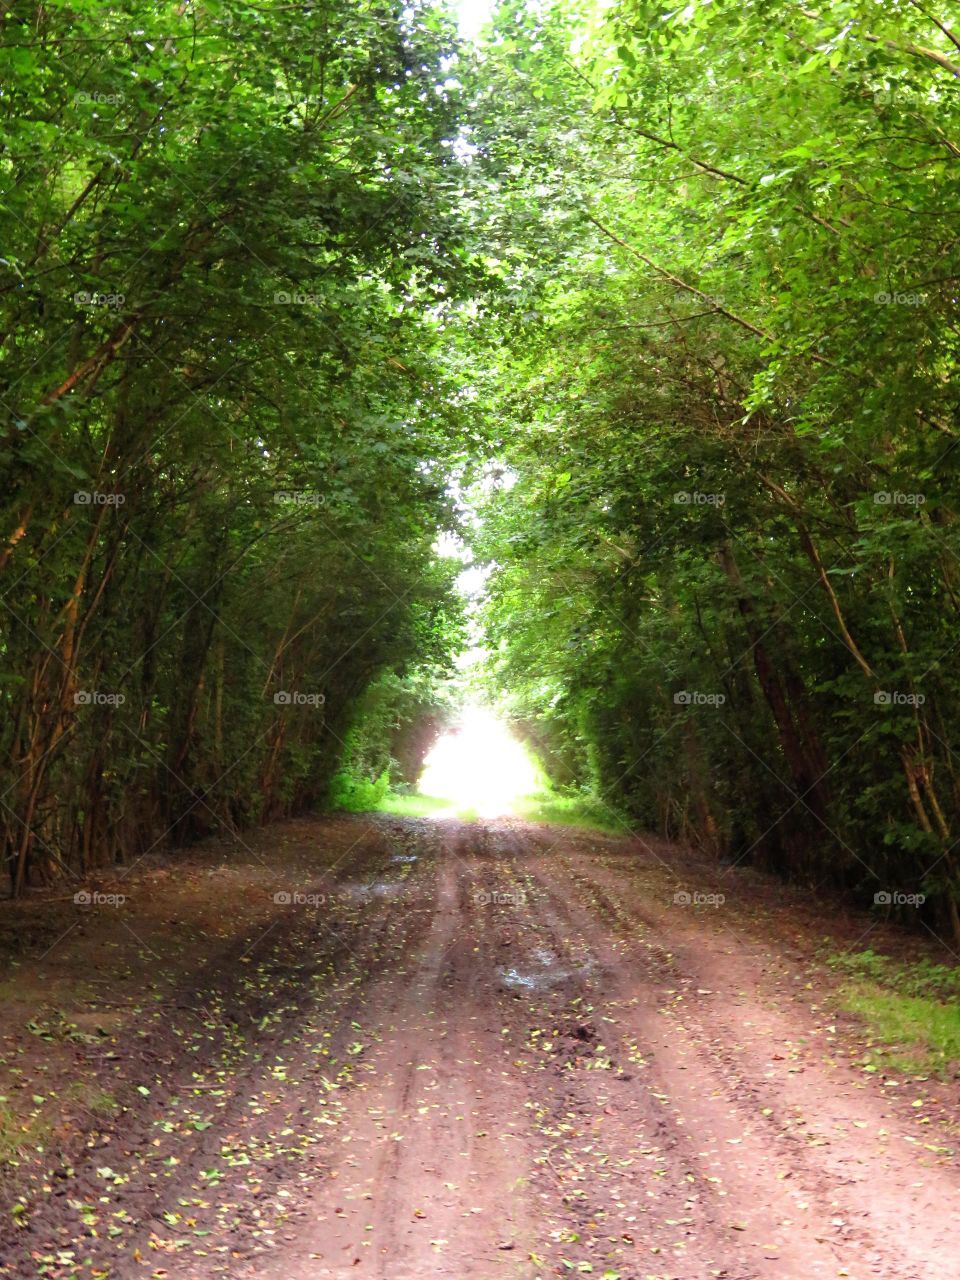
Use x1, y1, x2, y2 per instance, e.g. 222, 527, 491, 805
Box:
3, 816, 958, 1279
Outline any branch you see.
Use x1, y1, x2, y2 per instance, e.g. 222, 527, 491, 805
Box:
798, 8, 960, 77
38, 315, 140, 410
907, 0, 960, 54
584, 212, 771, 341
759, 475, 875, 679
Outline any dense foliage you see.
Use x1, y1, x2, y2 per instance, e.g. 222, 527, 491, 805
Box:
0, 0, 469, 890
5, 0, 960, 945
474, 0, 960, 940
328, 665, 461, 808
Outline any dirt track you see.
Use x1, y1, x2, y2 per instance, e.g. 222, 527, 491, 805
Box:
3, 816, 959, 1279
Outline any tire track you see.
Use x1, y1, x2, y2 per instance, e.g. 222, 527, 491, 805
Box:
530, 837, 960, 1280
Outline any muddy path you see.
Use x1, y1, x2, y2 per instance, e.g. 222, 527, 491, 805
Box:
2, 816, 958, 1279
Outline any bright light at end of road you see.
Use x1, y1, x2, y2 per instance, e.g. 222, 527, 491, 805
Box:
419, 706, 539, 816
451, 0, 496, 40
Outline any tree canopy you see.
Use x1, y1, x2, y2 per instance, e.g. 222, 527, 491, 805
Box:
0, 0, 470, 891
471, 0, 960, 942
3, 0, 960, 941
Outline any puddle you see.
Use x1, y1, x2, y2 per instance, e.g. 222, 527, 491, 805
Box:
497, 947, 596, 992
366, 880, 403, 897
342, 880, 405, 900
499, 967, 538, 989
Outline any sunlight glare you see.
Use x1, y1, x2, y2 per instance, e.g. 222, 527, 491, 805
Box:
451, 0, 496, 40
419, 706, 539, 816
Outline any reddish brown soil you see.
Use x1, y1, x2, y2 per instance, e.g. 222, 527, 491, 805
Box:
1, 815, 958, 1279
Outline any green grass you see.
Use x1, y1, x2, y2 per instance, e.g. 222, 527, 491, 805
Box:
827, 948, 960, 1075
511, 791, 630, 835
342, 781, 631, 836
329, 746, 633, 835
0, 1102, 51, 1167
66, 1081, 119, 1116
377, 791, 478, 820
0, 1084, 118, 1168
328, 768, 391, 813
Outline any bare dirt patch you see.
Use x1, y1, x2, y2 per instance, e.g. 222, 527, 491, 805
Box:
1, 815, 957, 1279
